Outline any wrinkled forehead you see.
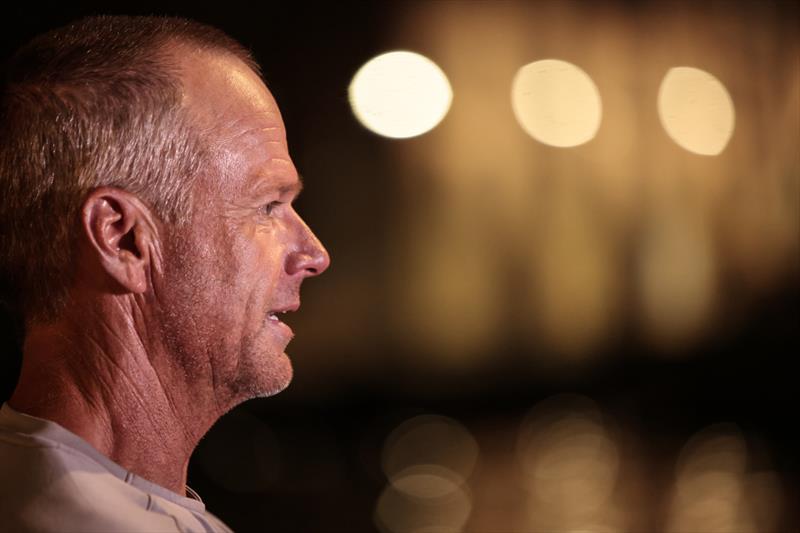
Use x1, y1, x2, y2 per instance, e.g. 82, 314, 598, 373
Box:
175, 47, 292, 195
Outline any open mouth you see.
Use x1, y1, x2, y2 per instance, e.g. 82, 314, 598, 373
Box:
266, 307, 296, 339
267, 311, 285, 323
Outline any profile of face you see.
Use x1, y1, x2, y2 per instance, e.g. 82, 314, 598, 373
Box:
153, 50, 329, 406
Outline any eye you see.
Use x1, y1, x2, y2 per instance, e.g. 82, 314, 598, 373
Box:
260, 201, 282, 216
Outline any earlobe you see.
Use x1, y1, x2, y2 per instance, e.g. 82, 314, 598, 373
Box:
80, 187, 156, 294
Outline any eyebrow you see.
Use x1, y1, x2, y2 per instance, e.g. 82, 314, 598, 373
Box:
284, 173, 304, 197
249, 171, 304, 199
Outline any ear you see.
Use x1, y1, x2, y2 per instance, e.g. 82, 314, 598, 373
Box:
79, 187, 158, 294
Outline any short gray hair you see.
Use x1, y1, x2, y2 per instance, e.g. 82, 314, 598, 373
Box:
0, 16, 259, 323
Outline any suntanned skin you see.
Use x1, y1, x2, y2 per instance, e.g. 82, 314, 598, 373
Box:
8, 45, 330, 495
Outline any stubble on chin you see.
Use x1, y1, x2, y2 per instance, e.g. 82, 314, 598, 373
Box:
226, 346, 293, 404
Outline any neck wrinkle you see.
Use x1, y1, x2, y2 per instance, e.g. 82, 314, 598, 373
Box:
9, 295, 215, 496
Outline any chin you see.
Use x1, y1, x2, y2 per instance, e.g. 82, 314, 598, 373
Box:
257, 353, 294, 397
234, 350, 293, 401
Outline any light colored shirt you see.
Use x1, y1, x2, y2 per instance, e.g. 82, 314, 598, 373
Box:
0, 403, 233, 532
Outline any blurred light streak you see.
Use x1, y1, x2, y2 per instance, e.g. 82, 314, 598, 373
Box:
395, 224, 505, 362
511, 59, 602, 147
390, 2, 537, 362
516, 395, 620, 522
718, 52, 800, 293
577, 9, 641, 231
532, 181, 621, 357
658, 66, 735, 156
349, 51, 452, 139
382, 415, 478, 486
637, 203, 717, 349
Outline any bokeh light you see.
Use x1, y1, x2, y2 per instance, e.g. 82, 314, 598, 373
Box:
382, 414, 479, 486
658, 66, 735, 156
374, 474, 472, 533
666, 424, 786, 533
511, 59, 602, 147
381, 0, 799, 367
390, 465, 466, 499
517, 395, 620, 529
349, 51, 453, 139
376, 414, 477, 533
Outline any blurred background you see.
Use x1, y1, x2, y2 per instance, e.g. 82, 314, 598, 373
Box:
2, 1, 798, 531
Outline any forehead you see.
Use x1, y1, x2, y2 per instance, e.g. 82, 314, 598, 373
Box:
177, 48, 294, 196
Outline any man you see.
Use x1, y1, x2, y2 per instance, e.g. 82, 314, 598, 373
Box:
0, 15, 329, 532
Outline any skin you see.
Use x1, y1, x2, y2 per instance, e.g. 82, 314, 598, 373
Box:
8, 47, 329, 495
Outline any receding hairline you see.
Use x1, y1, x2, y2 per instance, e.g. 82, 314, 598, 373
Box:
161, 31, 262, 76
160, 37, 275, 140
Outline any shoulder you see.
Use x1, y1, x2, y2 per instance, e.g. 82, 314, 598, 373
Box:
0, 431, 181, 532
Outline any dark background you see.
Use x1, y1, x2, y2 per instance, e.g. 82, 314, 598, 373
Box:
2, 2, 798, 532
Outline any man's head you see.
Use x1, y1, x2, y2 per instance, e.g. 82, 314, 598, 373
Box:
0, 16, 329, 404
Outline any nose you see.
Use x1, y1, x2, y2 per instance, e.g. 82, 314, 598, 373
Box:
285, 216, 330, 278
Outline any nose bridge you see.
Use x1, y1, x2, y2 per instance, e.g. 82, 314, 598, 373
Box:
289, 207, 330, 276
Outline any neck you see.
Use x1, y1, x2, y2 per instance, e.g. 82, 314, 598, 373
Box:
8, 301, 222, 495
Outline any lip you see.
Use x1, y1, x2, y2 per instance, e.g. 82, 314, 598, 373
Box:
268, 317, 294, 338
266, 302, 299, 338
266, 312, 294, 338
271, 302, 300, 314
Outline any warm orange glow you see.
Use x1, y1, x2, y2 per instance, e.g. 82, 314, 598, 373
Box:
370, 0, 800, 368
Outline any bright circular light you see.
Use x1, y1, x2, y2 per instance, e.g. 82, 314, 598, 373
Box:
658, 66, 735, 156
349, 51, 453, 139
511, 59, 602, 147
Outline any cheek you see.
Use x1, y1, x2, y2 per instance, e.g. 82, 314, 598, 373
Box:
166, 220, 289, 326
232, 229, 288, 305
251, 222, 291, 275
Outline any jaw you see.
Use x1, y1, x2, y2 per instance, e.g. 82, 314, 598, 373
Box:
225, 347, 293, 403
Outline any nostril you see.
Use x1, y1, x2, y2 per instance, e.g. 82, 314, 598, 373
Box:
287, 221, 330, 277
286, 250, 328, 277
